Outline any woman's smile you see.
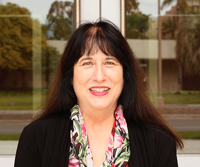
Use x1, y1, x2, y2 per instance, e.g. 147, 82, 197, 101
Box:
89, 86, 110, 96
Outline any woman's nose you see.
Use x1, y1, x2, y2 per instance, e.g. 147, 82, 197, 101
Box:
93, 64, 106, 82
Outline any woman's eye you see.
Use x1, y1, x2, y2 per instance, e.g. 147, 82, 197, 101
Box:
83, 62, 92, 66
105, 62, 114, 65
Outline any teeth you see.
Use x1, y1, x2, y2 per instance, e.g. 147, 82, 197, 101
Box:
90, 88, 109, 92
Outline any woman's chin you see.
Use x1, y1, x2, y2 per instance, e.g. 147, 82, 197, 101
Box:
90, 102, 116, 111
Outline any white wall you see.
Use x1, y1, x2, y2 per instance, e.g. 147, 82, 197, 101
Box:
0, 155, 15, 167
127, 39, 176, 59
177, 154, 200, 167
1, 154, 200, 167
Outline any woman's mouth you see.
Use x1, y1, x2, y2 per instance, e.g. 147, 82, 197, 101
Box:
89, 87, 110, 96
89, 87, 110, 92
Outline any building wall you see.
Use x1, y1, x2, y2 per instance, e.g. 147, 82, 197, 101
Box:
0, 70, 48, 89
183, 74, 200, 90
0, 70, 32, 89
162, 59, 178, 91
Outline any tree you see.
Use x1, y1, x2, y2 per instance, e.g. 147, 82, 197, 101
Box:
126, 11, 150, 39
161, 0, 200, 36
176, 17, 200, 76
162, 16, 177, 39
162, 0, 200, 78
0, 3, 32, 71
161, 0, 192, 40
161, 0, 191, 14
0, 3, 33, 87
126, 0, 156, 39
126, 0, 140, 14
46, 1, 73, 40
0, 3, 61, 88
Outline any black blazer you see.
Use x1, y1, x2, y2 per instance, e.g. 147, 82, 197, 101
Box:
14, 114, 178, 167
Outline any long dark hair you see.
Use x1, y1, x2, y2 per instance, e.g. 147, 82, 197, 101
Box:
34, 19, 183, 149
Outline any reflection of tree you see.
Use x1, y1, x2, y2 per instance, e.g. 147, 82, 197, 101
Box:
126, 12, 150, 39
46, 1, 73, 40
176, 17, 200, 76
126, 0, 140, 14
162, 17, 177, 39
162, 0, 190, 14
0, 3, 60, 88
161, 0, 191, 40
126, 0, 154, 39
0, 3, 32, 87
0, 3, 32, 71
162, 0, 200, 77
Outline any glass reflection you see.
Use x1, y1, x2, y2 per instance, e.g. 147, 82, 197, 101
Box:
126, 0, 200, 154
0, 0, 75, 155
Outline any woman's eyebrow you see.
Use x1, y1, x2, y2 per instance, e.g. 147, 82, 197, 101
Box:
105, 57, 118, 61
79, 57, 93, 63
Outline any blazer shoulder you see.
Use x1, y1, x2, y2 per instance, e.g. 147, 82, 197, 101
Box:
23, 114, 71, 134
151, 127, 176, 145
128, 121, 175, 144
127, 121, 178, 167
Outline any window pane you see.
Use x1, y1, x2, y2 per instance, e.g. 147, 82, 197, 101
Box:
0, 0, 75, 155
126, 0, 200, 154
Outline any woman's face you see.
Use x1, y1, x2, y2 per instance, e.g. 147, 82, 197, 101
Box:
73, 50, 123, 112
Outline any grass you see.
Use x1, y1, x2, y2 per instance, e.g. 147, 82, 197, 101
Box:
0, 89, 46, 110
0, 134, 20, 140
162, 91, 200, 104
0, 131, 200, 140
176, 131, 200, 139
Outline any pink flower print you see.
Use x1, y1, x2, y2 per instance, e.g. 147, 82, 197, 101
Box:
114, 135, 124, 148
116, 108, 119, 112
117, 113, 125, 125
112, 164, 115, 167
81, 123, 86, 139
116, 113, 127, 133
106, 148, 112, 161
70, 136, 73, 143
108, 134, 114, 148
69, 157, 79, 166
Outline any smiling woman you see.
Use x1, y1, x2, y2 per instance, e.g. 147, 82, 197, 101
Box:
14, 19, 183, 167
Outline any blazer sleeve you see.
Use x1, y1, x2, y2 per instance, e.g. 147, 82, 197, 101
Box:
154, 129, 178, 167
14, 123, 42, 167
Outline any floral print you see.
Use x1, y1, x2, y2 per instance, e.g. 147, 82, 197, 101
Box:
69, 105, 130, 167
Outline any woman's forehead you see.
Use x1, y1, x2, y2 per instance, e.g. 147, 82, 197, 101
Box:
82, 49, 113, 57
78, 51, 119, 64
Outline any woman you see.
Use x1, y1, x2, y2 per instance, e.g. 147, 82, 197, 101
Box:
15, 20, 183, 167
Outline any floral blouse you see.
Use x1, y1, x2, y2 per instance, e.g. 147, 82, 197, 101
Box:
69, 105, 130, 167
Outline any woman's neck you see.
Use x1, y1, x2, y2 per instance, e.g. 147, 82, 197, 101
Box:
79, 105, 116, 167
79, 104, 116, 127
